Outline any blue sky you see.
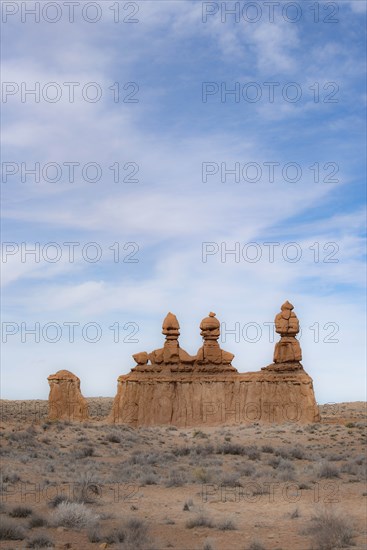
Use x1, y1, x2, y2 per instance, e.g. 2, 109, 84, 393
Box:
1, 0, 366, 403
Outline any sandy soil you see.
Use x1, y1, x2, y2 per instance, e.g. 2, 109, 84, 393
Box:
0, 400, 366, 550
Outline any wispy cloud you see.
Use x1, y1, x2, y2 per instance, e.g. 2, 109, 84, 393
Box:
1, 1, 365, 402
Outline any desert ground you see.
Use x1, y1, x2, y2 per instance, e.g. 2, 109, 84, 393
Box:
0, 400, 366, 550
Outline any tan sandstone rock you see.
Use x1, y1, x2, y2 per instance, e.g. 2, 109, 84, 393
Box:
132, 312, 196, 372
110, 307, 320, 426
47, 370, 89, 421
196, 312, 235, 366
262, 301, 303, 372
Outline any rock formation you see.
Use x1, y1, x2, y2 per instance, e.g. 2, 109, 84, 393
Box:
110, 306, 320, 426
132, 312, 196, 371
47, 370, 89, 421
262, 301, 303, 372
196, 312, 235, 368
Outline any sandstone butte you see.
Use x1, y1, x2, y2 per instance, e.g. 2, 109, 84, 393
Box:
108, 302, 320, 427
47, 369, 89, 421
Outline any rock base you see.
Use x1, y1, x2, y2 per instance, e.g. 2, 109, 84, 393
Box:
109, 366, 320, 426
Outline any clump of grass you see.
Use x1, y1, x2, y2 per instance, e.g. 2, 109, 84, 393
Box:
106, 433, 121, 443
87, 525, 102, 543
220, 473, 242, 487
246, 446, 260, 460
186, 512, 214, 529
29, 516, 47, 528
0, 517, 25, 540
203, 539, 216, 550
106, 518, 148, 549
304, 509, 355, 549
74, 446, 95, 459
288, 446, 306, 459
268, 455, 281, 468
72, 470, 102, 503
8, 430, 33, 442
241, 464, 255, 477
26, 535, 54, 548
327, 453, 343, 461
165, 469, 185, 487
52, 501, 98, 529
217, 518, 236, 530
261, 445, 274, 453
1, 468, 21, 483
140, 473, 158, 486
276, 458, 295, 481
173, 446, 191, 456
318, 462, 340, 479
193, 467, 213, 483
216, 442, 246, 456
9, 505, 33, 518
191, 443, 215, 457
193, 430, 208, 439
105, 527, 126, 544
47, 494, 69, 508
247, 541, 266, 550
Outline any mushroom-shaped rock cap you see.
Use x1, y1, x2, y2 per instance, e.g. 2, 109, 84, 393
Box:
47, 370, 80, 381
281, 301, 294, 311
162, 312, 180, 330
200, 312, 220, 330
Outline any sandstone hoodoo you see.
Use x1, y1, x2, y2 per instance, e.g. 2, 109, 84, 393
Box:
132, 312, 197, 369
196, 312, 235, 369
110, 304, 320, 426
47, 369, 89, 421
262, 301, 303, 372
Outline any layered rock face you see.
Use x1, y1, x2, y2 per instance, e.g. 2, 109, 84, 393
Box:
110, 306, 320, 426
47, 370, 89, 421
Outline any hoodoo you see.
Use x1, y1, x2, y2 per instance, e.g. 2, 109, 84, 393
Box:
109, 304, 320, 426
47, 369, 89, 421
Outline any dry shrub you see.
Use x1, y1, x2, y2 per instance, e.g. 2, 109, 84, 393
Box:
52, 501, 98, 529
304, 509, 355, 549
9, 505, 33, 518
186, 512, 214, 529
203, 539, 216, 550
0, 517, 26, 540
217, 517, 236, 530
26, 535, 54, 548
318, 462, 340, 479
29, 515, 48, 528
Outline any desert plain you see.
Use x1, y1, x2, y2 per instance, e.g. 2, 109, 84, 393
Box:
0, 399, 366, 550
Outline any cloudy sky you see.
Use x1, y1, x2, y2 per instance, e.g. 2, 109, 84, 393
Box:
1, 0, 366, 404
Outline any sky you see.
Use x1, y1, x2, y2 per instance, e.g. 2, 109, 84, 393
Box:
1, 0, 366, 404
